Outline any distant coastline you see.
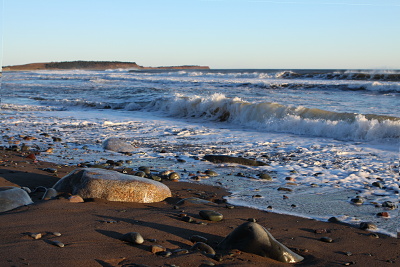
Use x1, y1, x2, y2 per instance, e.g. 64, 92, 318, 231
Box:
2, 60, 210, 71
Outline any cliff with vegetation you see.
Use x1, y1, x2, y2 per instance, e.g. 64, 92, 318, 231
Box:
2, 61, 210, 71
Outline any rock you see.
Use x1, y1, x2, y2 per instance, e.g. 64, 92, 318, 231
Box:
51, 240, 65, 248
102, 137, 135, 153
278, 187, 293, 192
199, 210, 223, 222
151, 245, 166, 254
53, 168, 171, 203
121, 232, 144, 244
172, 249, 189, 255
258, 173, 272, 180
42, 188, 58, 200
382, 201, 396, 209
0, 187, 33, 212
350, 197, 364, 205
372, 181, 384, 188
190, 242, 216, 255
377, 212, 390, 218
360, 222, 378, 230
205, 170, 218, 176
29, 233, 42, 239
320, 237, 333, 243
203, 155, 267, 166
26, 153, 36, 160
168, 172, 180, 180
69, 195, 84, 203
217, 222, 304, 263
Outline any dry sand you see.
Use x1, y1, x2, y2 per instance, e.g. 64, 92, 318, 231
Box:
0, 150, 398, 267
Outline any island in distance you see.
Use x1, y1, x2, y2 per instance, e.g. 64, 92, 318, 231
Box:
2, 60, 210, 71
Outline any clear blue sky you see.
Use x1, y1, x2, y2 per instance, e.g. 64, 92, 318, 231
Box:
1, 0, 399, 69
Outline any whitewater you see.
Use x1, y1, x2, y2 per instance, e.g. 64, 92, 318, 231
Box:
1, 69, 399, 236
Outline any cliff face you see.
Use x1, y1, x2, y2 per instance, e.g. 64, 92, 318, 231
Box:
2, 61, 210, 71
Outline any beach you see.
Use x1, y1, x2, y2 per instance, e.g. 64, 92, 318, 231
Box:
0, 149, 399, 267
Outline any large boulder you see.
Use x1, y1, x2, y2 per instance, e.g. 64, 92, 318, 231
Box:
102, 137, 136, 152
53, 168, 171, 203
0, 187, 33, 212
217, 222, 304, 263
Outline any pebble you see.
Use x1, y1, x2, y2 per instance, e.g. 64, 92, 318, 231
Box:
320, 237, 333, 243
328, 217, 340, 223
200, 260, 215, 266
168, 172, 180, 180
157, 251, 172, 257
377, 212, 390, 218
277, 187, 293, 192
138, 166, 151, 174
368, 233, 380, 238
29, 233, 42, 239
350, 196, 364, 205
199, 210, 223, 222
172, 249, 189, 255
181, 216, 193, 223
121, 232, 144, 244
150, 245, 166, 254
52, 232, 62, 237
247, 218, 257, 222
69, 195, 84, 203
150, 175, 162, 182
51, 240, 65, 248
42, 188, 58, 200
190, 242, 216, 255
205, 170, 218, 176
382, 201, 396, 209
372, 181, 384, 188
258, 173, 272, 180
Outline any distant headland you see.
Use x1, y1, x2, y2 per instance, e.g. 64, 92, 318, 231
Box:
2, 61, 210, 71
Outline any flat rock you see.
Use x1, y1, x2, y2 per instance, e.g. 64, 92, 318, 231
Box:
217, 222, 304, 263
199, 210, 223, 222
203, 155, 267, 166
176, 197, 215, 206
0, 187, 33, 212
102, 137, 136, 153
53, 168, 171, 203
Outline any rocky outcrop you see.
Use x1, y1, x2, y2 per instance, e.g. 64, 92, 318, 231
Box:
3, 61, 210, 71
0, 187, 33, 212
53, 168, 172, 203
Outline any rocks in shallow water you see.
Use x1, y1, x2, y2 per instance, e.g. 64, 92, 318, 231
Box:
377, 212, 390, 218
0, 187, 33, 212
258, 173, 272, 180
121, 232, 144, 244
204, 170, 218, 176
203, 155, 267, 166
199, 210, 223, 222
350, 196, 364, 205
217, 222, 304, 263
102, 137, 136, 153
382, 201, 396, 209
360, 222, 378, 230
53, 168, 171, 203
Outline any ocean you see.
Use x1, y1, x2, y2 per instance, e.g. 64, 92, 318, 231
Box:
1, 69, 399, 236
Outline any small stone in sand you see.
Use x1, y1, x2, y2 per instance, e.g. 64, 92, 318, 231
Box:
69, 195, 84, 203
190, 235, 208, 244
121, 232, 144, 244
51, 240, 65, 247
29, 233, 42, 239
204, 170, 218, 176
320, 237, 333, 243
199, 210, 223, 222
150, 245, 166, 254
190, 242, 216, 255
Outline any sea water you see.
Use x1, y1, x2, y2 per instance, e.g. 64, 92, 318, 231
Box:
1, 69, 399, 236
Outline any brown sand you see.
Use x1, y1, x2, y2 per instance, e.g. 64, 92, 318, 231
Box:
0, 150, 398, 267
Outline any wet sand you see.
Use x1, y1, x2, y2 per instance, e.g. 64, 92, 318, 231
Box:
0, 150, 398, 266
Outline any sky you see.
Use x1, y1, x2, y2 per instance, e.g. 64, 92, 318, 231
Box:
1, 0, 399, 69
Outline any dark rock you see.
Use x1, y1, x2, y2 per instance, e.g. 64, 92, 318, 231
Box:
42, 188, 58, 200
360, 222, 378, 230
277, 187, 293, 192
217, 222, 304, 263
190, 235, 208, 243
382, 201, 396, 209
121, 232, 144, 244
258, 173, 272, 180
205, 170, 218, 176
168, 172, 180, 180
203, 155, 267, 166
320, 237, 333, 243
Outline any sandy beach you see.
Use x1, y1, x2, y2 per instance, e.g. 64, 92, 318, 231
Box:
0, 149, 398, 267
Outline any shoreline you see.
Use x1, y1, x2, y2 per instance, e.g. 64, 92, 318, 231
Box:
0, 149, 399, 266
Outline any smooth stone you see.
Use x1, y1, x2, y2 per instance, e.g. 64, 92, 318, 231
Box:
203, 155, 267, 166
205, 170, 218, 176
42, 188, 58, 200
190, 242, 216, 255
0, 187, 33, 212
320, 237, 333, 243
172, 249, 189, 255
157, 251, 172, 257
199, 210, 223, 222
168, 172, 180, 180
53, 168, 171, 203
52, 232, 62, 237
69, 195, 84, 203
138, 166, 151, 174
29, 233, 42, 239
217, 222, 304, 263
52, 240, 65, 247
258, 173, 272, 180
102, 137, 136, 152
121, 232, 144, 244
382, 201, 396, 209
